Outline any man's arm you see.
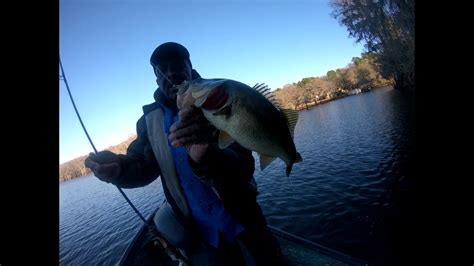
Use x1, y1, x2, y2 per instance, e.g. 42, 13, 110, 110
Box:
85, 116, 161, 188
116, 115, 161, 188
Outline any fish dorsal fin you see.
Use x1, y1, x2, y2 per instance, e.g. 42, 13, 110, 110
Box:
252, 83, 298, 138
218, 130, 235, 149
281, 108, 299, 139
252, 83, 282, 110
259, 153, 276, 171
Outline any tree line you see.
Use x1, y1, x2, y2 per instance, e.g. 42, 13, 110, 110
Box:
273, 52, 393, 110
59, 135, 136, 182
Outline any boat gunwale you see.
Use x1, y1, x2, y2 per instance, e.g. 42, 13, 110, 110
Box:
118, 208, 368, 266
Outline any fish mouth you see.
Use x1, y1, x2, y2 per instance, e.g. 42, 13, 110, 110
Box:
201, 86, 229, 110
190, 79, 229, 108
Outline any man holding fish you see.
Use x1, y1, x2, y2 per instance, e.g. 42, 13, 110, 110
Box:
85, 42, 301, 265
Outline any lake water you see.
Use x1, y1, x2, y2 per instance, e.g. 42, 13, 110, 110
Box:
60, 86, 415, 265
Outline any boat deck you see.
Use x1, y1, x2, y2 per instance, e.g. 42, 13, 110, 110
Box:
119, 218, 367, 266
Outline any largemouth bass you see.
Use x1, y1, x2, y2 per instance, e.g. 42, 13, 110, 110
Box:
176, 78, 302, 177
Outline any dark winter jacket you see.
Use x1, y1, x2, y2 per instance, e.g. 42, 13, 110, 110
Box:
113, 85, 265, 230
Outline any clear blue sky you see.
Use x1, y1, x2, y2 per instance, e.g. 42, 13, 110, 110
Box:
59, 0, 365, 164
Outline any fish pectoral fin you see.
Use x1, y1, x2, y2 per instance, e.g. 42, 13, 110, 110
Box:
259, 153, 276, 171
218, 130, 235, 149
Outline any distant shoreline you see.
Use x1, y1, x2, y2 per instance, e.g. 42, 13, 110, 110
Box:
294, 85, 391, 111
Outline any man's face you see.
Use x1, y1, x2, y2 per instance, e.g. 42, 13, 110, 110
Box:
154, 58, 192, 101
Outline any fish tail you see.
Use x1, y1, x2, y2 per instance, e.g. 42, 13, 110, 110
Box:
286, 163, 295, 185
286, 152, 302, 178
295, 152, 303, 163
286, 163, 293, 177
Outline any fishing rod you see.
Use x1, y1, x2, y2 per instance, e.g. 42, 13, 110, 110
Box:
61, 57, 192, 265
59, 56, 148, 224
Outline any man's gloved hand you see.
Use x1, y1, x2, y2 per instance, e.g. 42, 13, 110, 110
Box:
84, 151, 121, 183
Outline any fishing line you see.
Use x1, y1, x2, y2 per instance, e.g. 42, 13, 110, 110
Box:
151, 62, 177, 86
59, 56, 148, 224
